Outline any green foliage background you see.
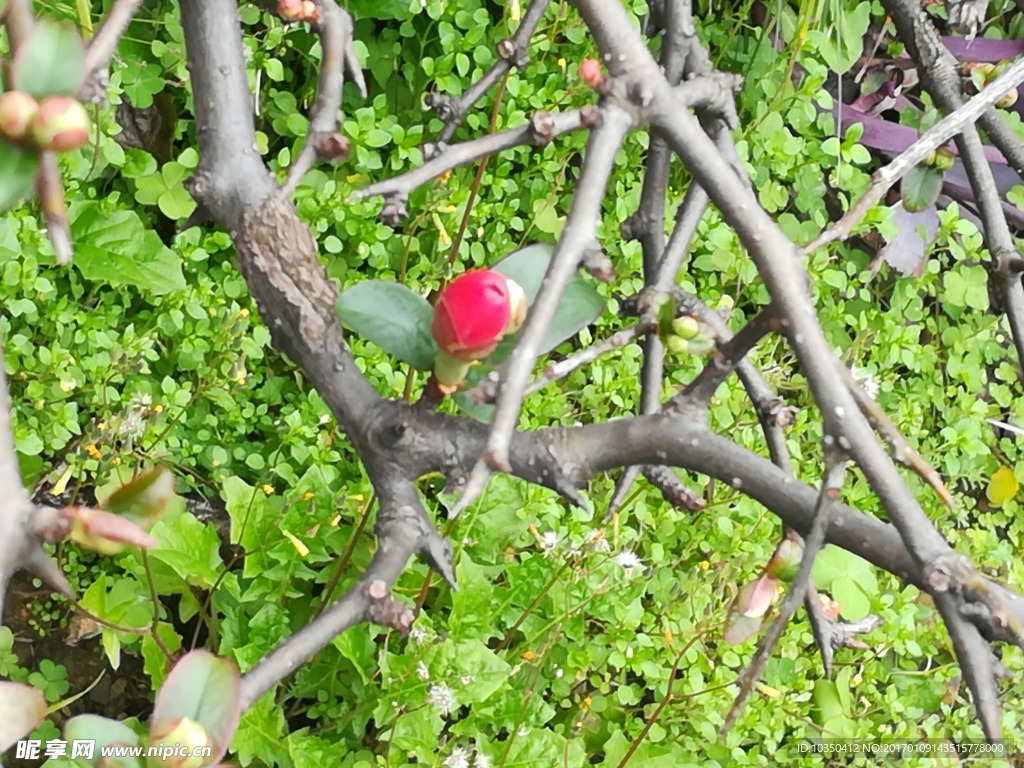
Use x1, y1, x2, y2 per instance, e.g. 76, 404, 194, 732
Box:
0, 0, 1022, 765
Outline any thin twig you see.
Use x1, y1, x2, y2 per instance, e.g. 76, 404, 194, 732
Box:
803, 54, 1024, 255
351, 108, 597, 202
669, 305, 780, 409
450, 104, 634, 516
282, 1, 361, 195
838, 364, 954, 508
426, 0, 551, 153
722, 443, 846, 734
81, 0, 144, 81
525, 325, 643, 396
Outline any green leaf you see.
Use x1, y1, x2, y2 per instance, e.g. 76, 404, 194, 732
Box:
133, 161, 197, 220
987, 466, 1019, 506
488, 242, 606, 363
11, 21, 85, 97
64, 715, 141, 768
336, 280, 438, 369
0, 139, 38, 213
70, 203, 186, 294
901, 164, 943, 212
151, 650, 241, 763
100, 467, 176, 529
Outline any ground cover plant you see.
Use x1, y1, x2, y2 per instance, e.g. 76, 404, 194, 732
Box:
0, 0, 1023, 765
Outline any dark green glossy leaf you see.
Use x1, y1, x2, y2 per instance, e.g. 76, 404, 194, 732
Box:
488, 242, 606, 363
336, 280, 438, 369
452, 366, 494, 422
0, 139, 38, 213
901, 164, 943, 213
11, 21, 85, 98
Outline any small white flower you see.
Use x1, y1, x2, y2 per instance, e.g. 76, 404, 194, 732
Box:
554, 667, 563, 678
460, 675, 472, 686
444, 747, 470, 768
417, 661, 430, 680
540, 531, 559, 552
851, 366, 880, 400
474, 753, 492, 768
428, 684, 457, 715
409, 626, 427, 644
616, 551, 643, 577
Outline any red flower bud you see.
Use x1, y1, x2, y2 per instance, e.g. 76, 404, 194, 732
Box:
30, 96, 90, 152
277, 0, 304, 19
579, 58, 603, 88
432, 270, 526, 362
0, 91, 39, 142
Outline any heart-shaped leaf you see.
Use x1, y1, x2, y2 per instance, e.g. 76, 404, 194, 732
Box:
0, 682, 47, 752
151, 650, 241, 764
0, 139, 38, 213
336, 281, 437, 369
901, 163, 944, 212
11, 21, 85, 98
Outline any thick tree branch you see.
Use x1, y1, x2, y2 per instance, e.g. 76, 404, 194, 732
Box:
179, 0, 455, 700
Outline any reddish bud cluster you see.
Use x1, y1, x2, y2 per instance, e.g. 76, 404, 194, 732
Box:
0, 92, 90, 153
278, 0, 321, 23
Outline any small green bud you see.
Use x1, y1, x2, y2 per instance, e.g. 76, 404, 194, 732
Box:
671, 315, 700, 340
666, 336, 690, 355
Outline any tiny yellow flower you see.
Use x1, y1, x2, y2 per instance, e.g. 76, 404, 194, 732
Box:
527, 523, 539, 536
302, 491, 315, 501
238, 308, 250, 318
439, 170, 452, 183
262, 484, 274, 495
154, 404, 164, 413
756, 683, 781, 699
282, 530, 309, 557
581, 696, 591, 711
557, 57, 566, 69
699, 560, 710, 570
97, 421, 106, 430
86, 444, 101, 459
112, 456, 122, 466
331, 515, 341, 526
522, 650, 535, 661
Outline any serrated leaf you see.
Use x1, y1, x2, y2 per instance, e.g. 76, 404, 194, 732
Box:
11, 21, 85, 97
151, 650, 241, 764
71, 203, 186, 293
0, 682, 47, 752
987, 466, 1019, 506
335, 280, 438, 369
0, 139, 38, 213
901, 164, 944, 212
